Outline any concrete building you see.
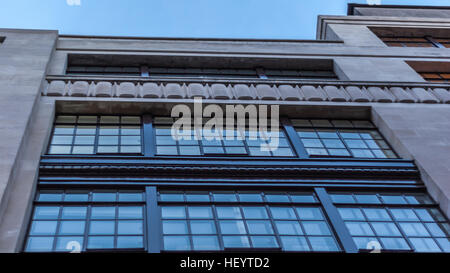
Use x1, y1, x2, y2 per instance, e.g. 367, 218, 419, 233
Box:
0, 4, 449, 253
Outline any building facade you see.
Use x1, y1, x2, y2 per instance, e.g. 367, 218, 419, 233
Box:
0, 4, 449, 253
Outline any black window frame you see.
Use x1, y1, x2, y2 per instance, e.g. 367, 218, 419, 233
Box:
46, 114, 401, 162
24, 186, 450, 253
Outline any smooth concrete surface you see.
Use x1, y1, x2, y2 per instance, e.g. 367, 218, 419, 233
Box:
373, 104, 450, 217
0, 29, 57, 252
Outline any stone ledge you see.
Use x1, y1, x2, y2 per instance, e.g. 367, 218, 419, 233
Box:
43, 78, 450, 105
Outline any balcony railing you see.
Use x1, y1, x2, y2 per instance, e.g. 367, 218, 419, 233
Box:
44, 75, 450, 104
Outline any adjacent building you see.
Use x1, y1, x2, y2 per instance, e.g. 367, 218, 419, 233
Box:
0, 4, 449, 253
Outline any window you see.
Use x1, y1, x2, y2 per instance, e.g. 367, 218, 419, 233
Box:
378, 36, 450, 48
291, 119, 397, 159
159, 190, 339, 252
153, 117, 296, 157
25, 190, 146, 252
46, 115, 399, 160
25, 188, 450, 253
66, 65, 337, 80
66, 66, 142, 76
48, 115, 142, 155
418, 72, 450, 83
332, 192, 450, 252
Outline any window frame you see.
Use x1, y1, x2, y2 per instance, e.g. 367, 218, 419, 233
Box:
45, 114, 402, 161
24, 186, 449, 253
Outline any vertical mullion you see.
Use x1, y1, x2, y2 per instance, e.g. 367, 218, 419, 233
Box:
314, 187, 358, 253
145, 186, 161, 253
280, 117, 308, 158
425, 36, 445, 49
143, 114, 155, 157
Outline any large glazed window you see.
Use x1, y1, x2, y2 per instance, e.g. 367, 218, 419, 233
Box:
332, 192, 450, 252
291, 119, 397, 159
153, 117, 295, 157
159, 190, 339, 252
48, 115, 143, 155
65, 65, 337, 80
24, 188, 450, 253
46, 115, 399, 160
25, 190, 146, 252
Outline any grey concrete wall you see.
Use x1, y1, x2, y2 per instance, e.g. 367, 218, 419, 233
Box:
354, 7, 450, 19
372, 104, 450, 217
0, 29, 57, 252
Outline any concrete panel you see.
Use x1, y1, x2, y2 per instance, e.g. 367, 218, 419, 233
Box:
0, 29, 57, 252
373, 104, 450, 218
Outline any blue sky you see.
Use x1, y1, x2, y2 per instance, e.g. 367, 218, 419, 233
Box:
0, 0, 449, 39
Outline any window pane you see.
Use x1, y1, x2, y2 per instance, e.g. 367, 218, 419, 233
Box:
354, 194, 380, 204
65, 191, 89, 202
346, 222, 375, 236
233, 204, 265, 219
251, 236, 279, 248
91, 207, 116, 219
290, 193, 316, 203
353, 237, 380, 250
363, 208, 391, 221
118, 192, 143, 202
92, 192, 116, 202
410, 238, 441, 252
118, 207, 143, 219
246, 220, 274, 235
270, 207, 296, 219
89, 221, 115, 235
380, 237, 410, 250
296, 207, 323, 220
213, 192, 238, 202
338, 208, 365, 221
390, 209, 419, 221
185, 192, 210, 202
188, 207, 213, 219
30, 221, 58, 235
59, 221, 86, 235
371, 222, 401, 236
399, 223, 430, 237
61, 207, 87, 219
117, 220, 143, 235
330, 194, 355, 204
219, 220, 246, 234
160, 192, 184, 202
87, 236, 114, 249
164, 236, 191, 250
216, 207, 242, 219
55, 237, 84, 252
190, 220, 217, 234
276, 221, 303, 235
303, 221, 331, 236
266, 194, 290, 203
223, 236, 250, 248
26, 237, 54, 252
38, 192, 63, 202
192, 236, 220, 250
308, 237, 338, 251
239, 192, 263, 202
281, 236, 309, 251
380, 195, 407, 204
163, 220, 188, 234
34, 206, 60, 219
161, 207, 186, 219
117, 236, 144, 249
